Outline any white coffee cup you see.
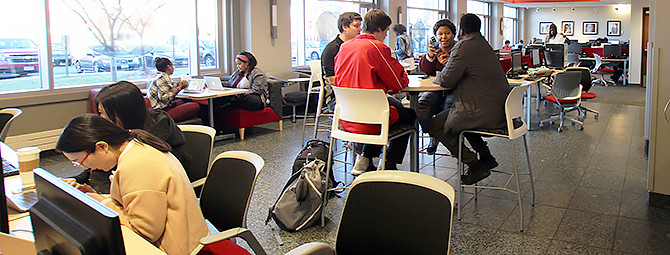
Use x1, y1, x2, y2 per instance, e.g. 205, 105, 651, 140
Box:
17, 147, 40, 188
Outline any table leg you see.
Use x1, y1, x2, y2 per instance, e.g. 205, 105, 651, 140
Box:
409, 92, 419, 172
624, 59, 628, 85
208, 98, 235, 140
527, 84, 532, 130
536, 80, 541, 111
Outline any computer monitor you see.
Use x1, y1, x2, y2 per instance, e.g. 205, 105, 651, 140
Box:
30, 168, 126, 255
0, 147, 9, 234
511, 50, 523, 74
544, 43, 567, 69
603, 44, 622, 58
530, 48, 542, 67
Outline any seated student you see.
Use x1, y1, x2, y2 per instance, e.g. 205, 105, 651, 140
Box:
72, 81, 191, 193
57, 114, 208, 255
335, 9, 416, 173
148, 57, 200, 123
217, 51, 269, 112
502, 40, 512, 51
417, 18, 457, 154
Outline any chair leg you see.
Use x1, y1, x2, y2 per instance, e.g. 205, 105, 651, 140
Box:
378, 145, 388, 171
511, 140, 524, 232
457, 132, 464, 221
322, 136, 337, 228
278, 120, 283, 131
523, 135, 535, 206
291, 105, 297, 123
239, 128, 245, 140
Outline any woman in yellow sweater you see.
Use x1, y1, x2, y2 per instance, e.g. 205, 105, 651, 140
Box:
56, 114, 208, 255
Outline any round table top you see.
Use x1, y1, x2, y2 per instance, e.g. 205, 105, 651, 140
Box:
403, 75, 448, 92
287, 77, 311, 82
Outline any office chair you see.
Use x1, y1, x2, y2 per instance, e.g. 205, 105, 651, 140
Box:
286, 170, 455, 255
539, 71, 584, 132
178, 124, 216, 192
191, 151, 266, 255
323, 87, 416, 226
457, 82, 535, 231
0, 108, 22, 142
566, 67, 599, 120
592, 54, 615, 86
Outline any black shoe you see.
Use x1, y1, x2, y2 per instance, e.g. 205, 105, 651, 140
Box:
384, 162, 398, 170
426, 138, 439, 154
480, 156, 498, 170
461, 161, 492, 185
367, 163, 378, 172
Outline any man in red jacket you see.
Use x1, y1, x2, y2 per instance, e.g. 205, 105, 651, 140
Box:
334, 9, 416, 174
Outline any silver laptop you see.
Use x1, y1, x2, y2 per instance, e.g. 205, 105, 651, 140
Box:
204, 76, 227, 91
6, 190, 37, 212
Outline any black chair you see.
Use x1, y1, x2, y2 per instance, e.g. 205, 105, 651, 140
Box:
178, 124, 215, 192
566, 67, 599, 119
287, 170, 456, 254
0, 108, 22, 142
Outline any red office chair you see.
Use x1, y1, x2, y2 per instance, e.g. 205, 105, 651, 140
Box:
592, 54, 615, 86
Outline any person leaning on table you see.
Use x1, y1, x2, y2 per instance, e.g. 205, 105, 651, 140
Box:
57, 114, 208, 255
148, 57, 200, 123
216, 51, 269, 112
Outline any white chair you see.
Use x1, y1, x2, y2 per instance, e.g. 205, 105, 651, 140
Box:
301, 60, 331, 144
539, 71, 584, 132
457, 82, 535, 232
178, 124, 216, 189
0, 108, 22, 142
190, 151, 266, 255
592, 54, 615, 86
323, 87, 416, 226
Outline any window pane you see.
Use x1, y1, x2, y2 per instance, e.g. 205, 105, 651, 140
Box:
297, 1, 359, 65
50, 0, 192, 88
407, 8, 440, 57
408, 0, 439, 9
503, 6, 517, 18
198, 0, 218, 70
503, 18, 517, 44
0, 1, 43, 93
467, 1, 489, 15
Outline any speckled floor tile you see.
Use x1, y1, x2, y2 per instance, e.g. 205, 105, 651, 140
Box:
554, 209, 617, 249
522, 180, 576, 208
568, 186, 622, 215
481, 231, 552, 254
500, 203, 566, 238
613, 217, 670, 255
455, 195, 517, 229
546, 240, 612, 255
579, 167, 625, 191
618, 192, 670, 223
449, 222, 496, 254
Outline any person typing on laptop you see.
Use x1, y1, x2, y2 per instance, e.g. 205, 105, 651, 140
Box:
148, 57, 200, 123
216, 51, 269, 112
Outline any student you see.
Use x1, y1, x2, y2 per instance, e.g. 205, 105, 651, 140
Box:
321, 12, 362, 85
417, 18, 457, 154
334, 9, 416, 174
72, 81, 191, 193
147, 57, 200, 123
57, 114, 208, 255
431, 14, 511, 185
219, 51, 269, 111
502, 40, 512, 51
545, 23, 568, 44
392, 23, 413, 60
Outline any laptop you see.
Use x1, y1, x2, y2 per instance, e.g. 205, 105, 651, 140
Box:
2, 142, 37, 212
204, 76, 228, 91
183, 78, 205, 93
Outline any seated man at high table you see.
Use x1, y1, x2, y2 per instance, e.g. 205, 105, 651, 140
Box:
334, 9, 416, 174
430, 13, 511, 185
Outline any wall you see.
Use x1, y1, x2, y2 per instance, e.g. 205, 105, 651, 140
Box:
524, 6, 631, 44
629, 0, 649, 85
238, 0, 292, 73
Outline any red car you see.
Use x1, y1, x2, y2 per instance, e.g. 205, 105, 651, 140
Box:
0, 38, 39, 77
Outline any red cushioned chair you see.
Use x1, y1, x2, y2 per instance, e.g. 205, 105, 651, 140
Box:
566, 67, 599, 120
539, 71, 584, 132
592, 54, 615, 86
221, 107, 282, 140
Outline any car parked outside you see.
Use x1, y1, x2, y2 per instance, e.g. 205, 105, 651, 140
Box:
52, 43, 72, 66
144, 44, 189, 68
0, 38, 39, 77
199, 41, 216, 67
74, 46, 140, 73
305, 40, 329, 61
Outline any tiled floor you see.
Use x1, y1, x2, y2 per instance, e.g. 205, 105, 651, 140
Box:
41, 99, 670, 254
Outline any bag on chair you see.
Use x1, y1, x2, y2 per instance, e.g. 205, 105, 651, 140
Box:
266, 159, 329, 232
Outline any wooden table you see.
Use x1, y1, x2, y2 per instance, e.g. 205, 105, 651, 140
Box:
177, 88, 247, 139
402, 75, 450, 172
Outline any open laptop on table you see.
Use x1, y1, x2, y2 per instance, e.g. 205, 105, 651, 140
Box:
204, 76, 231, 91
2, 143, 37, 212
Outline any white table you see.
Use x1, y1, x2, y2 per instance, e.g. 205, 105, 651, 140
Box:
507, 76, 546, 130
579, 57, 629, 84
177, 88, 247, 139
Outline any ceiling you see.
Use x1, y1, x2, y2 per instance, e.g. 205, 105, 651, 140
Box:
491, 0, 631, 8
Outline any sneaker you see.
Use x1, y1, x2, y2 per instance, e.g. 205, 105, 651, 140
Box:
352, 155, 370, 176
479, 156, 499, 170
461, 161, 492, 185
426, 137, 439, 154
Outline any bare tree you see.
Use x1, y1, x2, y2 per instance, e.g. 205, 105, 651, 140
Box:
124, 0, 165, 70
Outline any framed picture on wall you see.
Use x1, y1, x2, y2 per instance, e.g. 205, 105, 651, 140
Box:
607, 20, 621, 36
582, 21, 598, 35
561, 21, 574, 36
539, 22, 553, 34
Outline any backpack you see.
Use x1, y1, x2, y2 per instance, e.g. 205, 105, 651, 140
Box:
266, 159, 329, 232
292, 139, 331, 174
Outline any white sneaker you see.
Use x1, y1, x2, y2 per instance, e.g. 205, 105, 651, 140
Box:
352, 155, 370, 176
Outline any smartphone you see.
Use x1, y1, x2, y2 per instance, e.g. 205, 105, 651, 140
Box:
430, 36, 440, 49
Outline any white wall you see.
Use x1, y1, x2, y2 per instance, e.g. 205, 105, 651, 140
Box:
239, 0, 292, 73
524, 6, 631, 44
629, 0, 649, 85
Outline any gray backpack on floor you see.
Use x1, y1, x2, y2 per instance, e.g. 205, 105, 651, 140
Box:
266, 159, 328, 232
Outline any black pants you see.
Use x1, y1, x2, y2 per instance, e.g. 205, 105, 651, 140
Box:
217, 94, 265, 111
429, 109, 489, 166
356, 97, 417, 165
417, 91, 453, 134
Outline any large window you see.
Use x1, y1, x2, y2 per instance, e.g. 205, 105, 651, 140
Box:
467, 0, 490, 42
407, 0, 447, 57
502, 6, 518, 46
290, 0, 375, 66
0, 0, 224, 95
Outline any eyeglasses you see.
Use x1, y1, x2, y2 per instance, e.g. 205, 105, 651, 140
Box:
72, 150, 92, 167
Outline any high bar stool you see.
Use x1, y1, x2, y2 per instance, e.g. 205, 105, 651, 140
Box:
457, 82, 535, 232
301, 60, 332, 144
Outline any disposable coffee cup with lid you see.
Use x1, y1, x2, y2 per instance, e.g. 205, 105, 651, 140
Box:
17, 146, 40, 188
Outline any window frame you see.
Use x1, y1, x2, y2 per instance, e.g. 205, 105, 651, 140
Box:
467, 0, 491, 42
406, 1, 448, 58
502, 6, 518, 45
0, 0, 228, 100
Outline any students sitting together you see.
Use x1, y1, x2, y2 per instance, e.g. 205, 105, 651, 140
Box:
56, 9, 514, 254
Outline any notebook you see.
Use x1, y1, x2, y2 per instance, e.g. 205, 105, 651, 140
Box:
204, 76, 227, 91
